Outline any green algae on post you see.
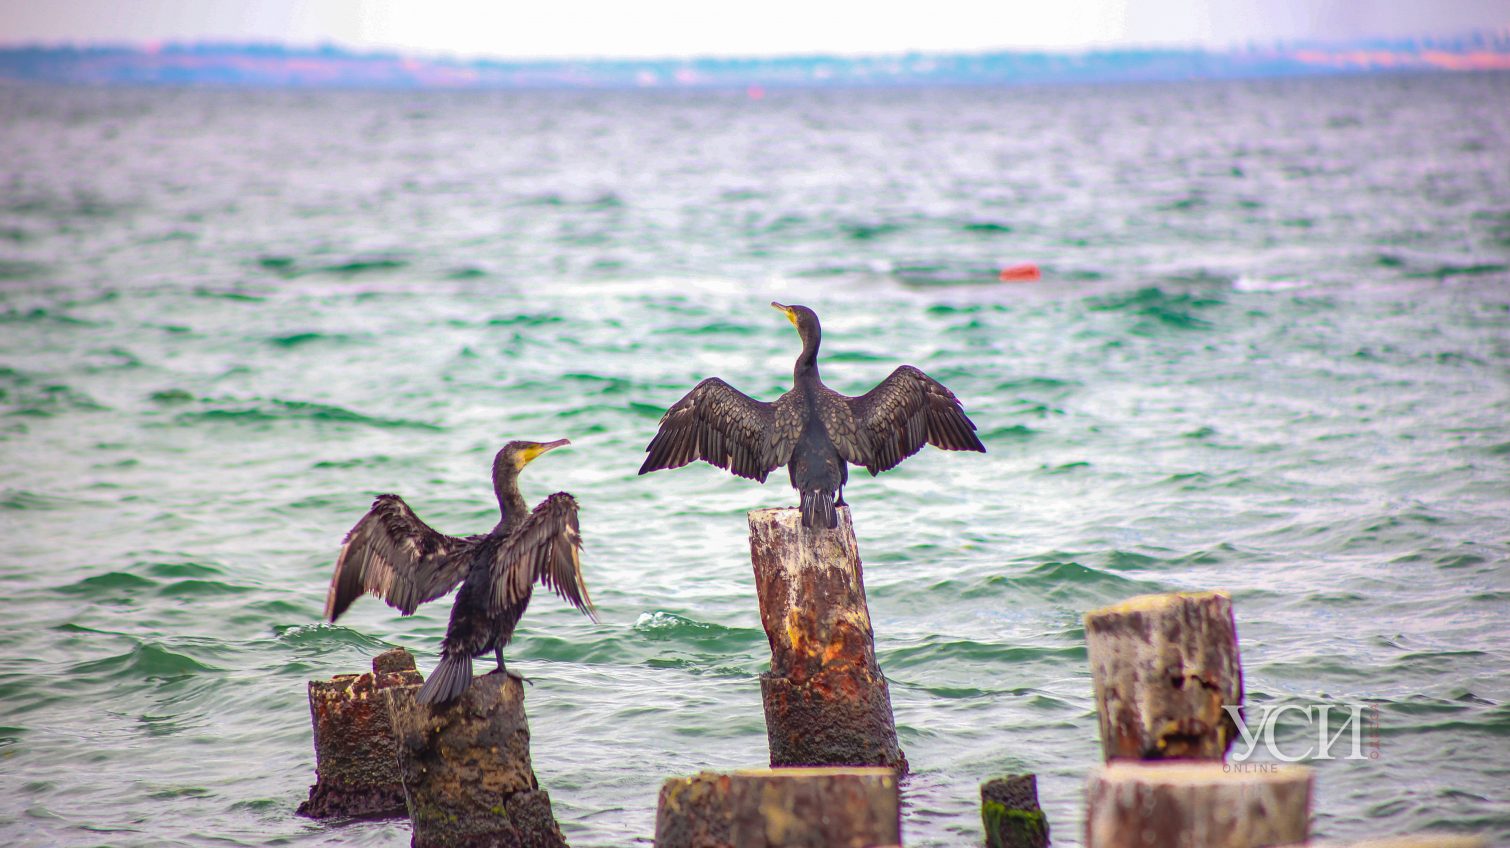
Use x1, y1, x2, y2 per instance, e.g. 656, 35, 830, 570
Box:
981, 773, 1049, 848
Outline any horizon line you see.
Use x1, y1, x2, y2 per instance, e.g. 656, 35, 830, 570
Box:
2, 27, 1508, 65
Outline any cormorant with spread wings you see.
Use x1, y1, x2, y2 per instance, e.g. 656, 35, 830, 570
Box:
640, 303, 985, 529
324, 438, 596, 705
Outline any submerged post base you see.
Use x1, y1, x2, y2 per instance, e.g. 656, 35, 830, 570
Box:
759, 673, 907, 771
384, 673, 567, 848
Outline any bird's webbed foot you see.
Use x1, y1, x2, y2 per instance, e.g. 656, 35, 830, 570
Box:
485, 664, 533, 686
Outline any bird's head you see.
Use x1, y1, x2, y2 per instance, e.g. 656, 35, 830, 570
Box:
771, 302, 821, 345
495, 438, 571, 476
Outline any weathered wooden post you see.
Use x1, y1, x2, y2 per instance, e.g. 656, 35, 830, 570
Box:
747, 506, 906, 772
384, 673, 567, 848
980, 774, 1049, 848
729, 767, 900, 848
1084, 762, 1312, 848
656, 771, 734, 848
655, 767, 900, 848
1084, 590, 1243, 761
298, 647, 423, 818
1083, 593, 1311, 846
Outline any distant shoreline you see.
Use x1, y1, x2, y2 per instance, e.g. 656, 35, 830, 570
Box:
1, 34, 1507, 89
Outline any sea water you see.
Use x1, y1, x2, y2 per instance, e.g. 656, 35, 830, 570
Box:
1, 73, 1507, 846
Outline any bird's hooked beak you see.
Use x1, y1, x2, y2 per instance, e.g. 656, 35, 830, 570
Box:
771, 301, 798, 327
516, 438, 571, 468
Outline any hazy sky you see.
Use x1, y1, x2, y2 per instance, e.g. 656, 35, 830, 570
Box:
1, 0, 1505, 58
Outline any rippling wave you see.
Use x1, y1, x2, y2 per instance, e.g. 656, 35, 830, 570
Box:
0, 75, 1506, 847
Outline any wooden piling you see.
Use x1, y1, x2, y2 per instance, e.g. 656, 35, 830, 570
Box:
656, 771, 733, 848
981, 774, 1049, 848
655, 767, 900, 848
298, 647, 423, 819
747, 506, 906, 772
1085, 590, 1243, 761
1084, 762, 1311, 848
384, 673, 567, 848
730, 767, 900, 848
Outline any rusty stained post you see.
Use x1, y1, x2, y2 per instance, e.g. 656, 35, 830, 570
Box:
1084, 590, 1243, 761
298, 647, 423, 819
747, 506, 906, 772
384, 673, 567, 848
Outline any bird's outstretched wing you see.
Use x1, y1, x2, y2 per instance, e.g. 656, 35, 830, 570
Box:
639, 377, 801, 482
837, 365, 986, 475
325, 494, 476, 621
489, 492, 597, 623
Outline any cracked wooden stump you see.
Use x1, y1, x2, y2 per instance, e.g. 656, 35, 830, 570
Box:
1085, 591, 1243, 761
298, 647, 423, 818
981, 774, 1049, 848
384, 673, 567, 848
655, 767, 900, 848
748, 506, 906, 772
1085, 762, 1311, 848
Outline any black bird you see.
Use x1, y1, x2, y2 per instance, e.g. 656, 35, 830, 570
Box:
324, 438, 596, 705
639, 303, 985, 528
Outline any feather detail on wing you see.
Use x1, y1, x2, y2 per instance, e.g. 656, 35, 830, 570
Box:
489, 492, 597, 623
639, 377, 801, 481
325, 494, 475, 621
840, 365, 986, 475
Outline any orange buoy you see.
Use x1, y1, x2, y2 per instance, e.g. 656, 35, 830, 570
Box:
999, 263, 1041, 282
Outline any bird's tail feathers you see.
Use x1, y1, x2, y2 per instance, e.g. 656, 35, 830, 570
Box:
800, 489, 838, 530
416, 653, 473, 705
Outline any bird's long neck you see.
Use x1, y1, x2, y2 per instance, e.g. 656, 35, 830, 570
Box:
493, 467, 529, 532
793, 328, 821, 383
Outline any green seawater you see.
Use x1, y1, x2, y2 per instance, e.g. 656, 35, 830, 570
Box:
0, 76, 1507, 846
